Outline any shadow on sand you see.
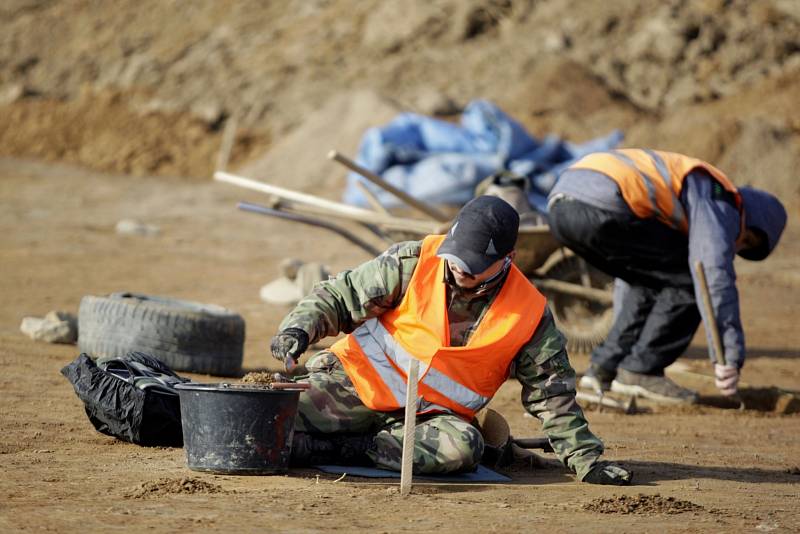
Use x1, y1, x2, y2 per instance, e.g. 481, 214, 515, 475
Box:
683, 346, 800, 360
488, 458, 799, 487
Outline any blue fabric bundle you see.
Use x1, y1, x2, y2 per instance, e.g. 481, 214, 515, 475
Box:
343, 99, 623, 213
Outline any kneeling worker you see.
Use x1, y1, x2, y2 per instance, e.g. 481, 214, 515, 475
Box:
548, 149, 787, 404
271, 196, 631, 485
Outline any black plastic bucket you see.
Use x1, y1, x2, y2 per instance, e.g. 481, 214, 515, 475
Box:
174, 382, 301, 475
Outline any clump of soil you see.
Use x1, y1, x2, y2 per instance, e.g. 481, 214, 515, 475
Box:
124, 477, 225, 499
241, 371, 276, 385
786, 466, 800, 475
584, 494, 703, 515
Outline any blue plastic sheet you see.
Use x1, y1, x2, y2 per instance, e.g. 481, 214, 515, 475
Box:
343, 99, 623, 213
314, 464, 511, 482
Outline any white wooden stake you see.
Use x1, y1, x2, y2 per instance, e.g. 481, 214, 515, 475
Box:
399, 358, 420, 496
213, 171, 439, 234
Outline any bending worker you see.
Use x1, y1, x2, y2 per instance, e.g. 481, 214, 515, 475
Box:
548, 148, 787, 404
271, 195, 631, 485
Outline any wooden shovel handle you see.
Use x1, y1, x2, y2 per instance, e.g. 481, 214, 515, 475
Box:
270, 382, 311, 390
693, 261, 725, 365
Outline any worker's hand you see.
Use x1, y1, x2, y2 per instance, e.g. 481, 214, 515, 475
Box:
714, 364, 739, 396
582, 461, 633, 485
270, 328, 309, 371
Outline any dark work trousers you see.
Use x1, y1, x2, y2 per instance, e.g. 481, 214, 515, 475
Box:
548, 196, 701, 375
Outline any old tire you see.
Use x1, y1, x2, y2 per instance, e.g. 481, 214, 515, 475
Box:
78, 293, 245, 376
539, 252, 614, 355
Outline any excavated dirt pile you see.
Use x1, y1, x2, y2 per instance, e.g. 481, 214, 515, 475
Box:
0, 0, 798, 202
124, 477, 226, 499
584, 494, 704, 515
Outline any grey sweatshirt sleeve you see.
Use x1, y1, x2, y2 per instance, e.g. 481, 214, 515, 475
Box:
682, 171, 745, 368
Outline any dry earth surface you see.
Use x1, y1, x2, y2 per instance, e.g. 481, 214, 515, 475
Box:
2, 0, 800, 532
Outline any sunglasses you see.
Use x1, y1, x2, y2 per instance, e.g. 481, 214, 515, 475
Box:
455, 256, 512, 281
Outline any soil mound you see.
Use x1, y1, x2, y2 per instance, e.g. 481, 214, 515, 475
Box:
564, 0, 800, 110
0, 89, 268, 180
1, 0, 798, 200
124, 477, 225, 499
584, 494, 703, 515
238, 90, 400, 196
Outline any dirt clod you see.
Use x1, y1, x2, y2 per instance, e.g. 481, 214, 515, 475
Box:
584, 494, 703, 515
124, 477, 225, 499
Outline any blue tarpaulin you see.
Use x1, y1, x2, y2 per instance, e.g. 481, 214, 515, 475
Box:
343, 99, 623, 213
314, 464, 511, 482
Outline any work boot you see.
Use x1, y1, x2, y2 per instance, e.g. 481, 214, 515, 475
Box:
290, 432, 376, 467
579, 363, 616, 392
611, 368, 698, 404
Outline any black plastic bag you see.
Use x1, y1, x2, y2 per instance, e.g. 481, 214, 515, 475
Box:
61, 352, 189, 447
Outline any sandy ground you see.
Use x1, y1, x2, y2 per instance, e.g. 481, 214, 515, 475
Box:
1, 157, 799, 533
2, 1, 799, 532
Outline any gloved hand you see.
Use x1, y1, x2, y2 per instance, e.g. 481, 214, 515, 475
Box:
714, 363, 739, 396
270, 328, 309, 371
582, 461, 633, 485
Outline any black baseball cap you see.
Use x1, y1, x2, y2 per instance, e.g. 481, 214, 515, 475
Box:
437, 196, 520, 274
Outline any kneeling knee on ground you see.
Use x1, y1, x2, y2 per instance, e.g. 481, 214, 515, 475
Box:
374, 422, 484, 474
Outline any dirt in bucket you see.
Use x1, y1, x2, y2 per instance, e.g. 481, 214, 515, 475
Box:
240, 372, 276, 385
124, 477, 226, 499
583, 494, 703, 515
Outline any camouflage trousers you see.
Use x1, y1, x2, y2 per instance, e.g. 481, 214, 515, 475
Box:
294, 351, 484, 474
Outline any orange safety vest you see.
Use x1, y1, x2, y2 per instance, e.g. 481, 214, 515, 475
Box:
570, 149, 743, 234
331, 234, 547, 421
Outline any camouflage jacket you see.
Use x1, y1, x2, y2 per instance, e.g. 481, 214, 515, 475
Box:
280, 240, 604, 479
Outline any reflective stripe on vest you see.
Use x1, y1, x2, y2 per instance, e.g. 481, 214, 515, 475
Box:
609, 149, 688, 231
570, 149, 741, 234
353, 318, 490, 412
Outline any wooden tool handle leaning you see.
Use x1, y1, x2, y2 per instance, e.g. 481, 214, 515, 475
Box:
694, 261, 745, 409
693, 261, 726, 365
270, 382, 311, 390
328, 150, 451, 223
